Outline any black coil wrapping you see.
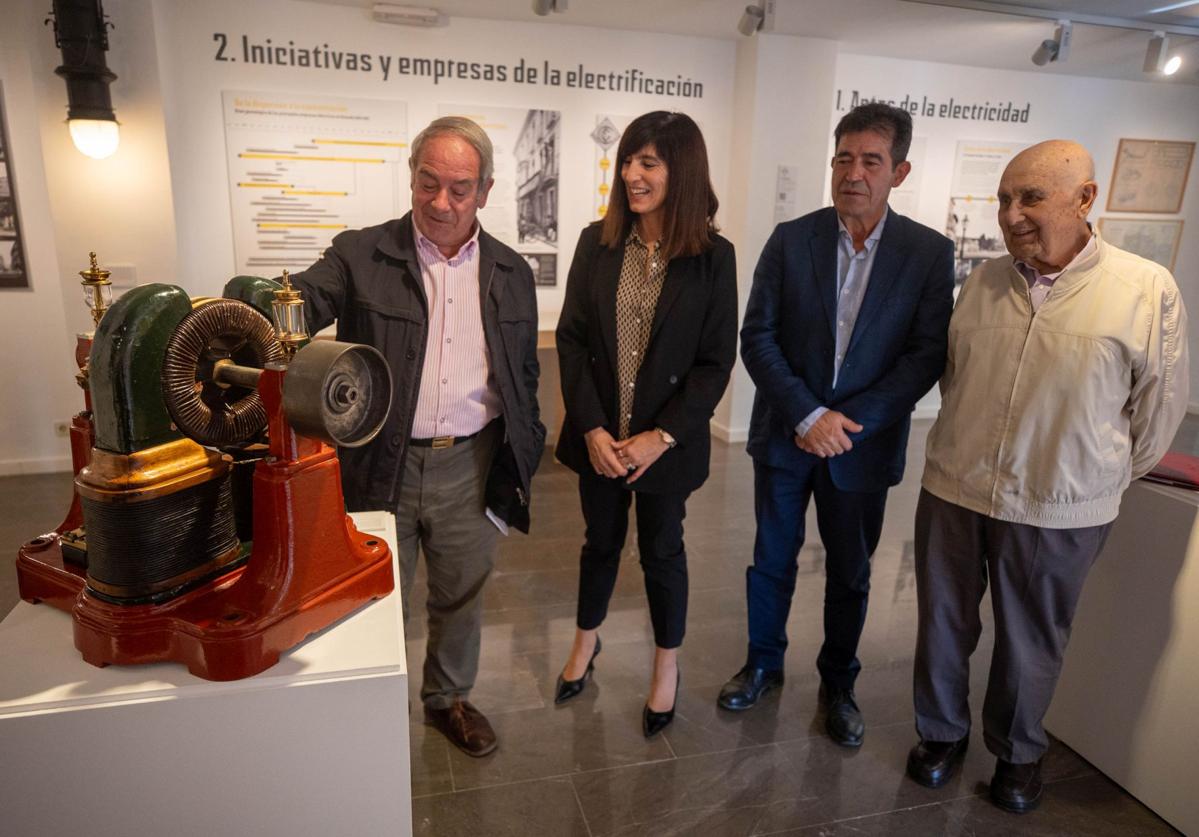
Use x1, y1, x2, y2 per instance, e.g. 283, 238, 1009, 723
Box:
83, 474, 241, 601
162, 299, 283, 447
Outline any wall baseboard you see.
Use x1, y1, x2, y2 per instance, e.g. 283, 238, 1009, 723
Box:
0, 456, 73, 477
711, 419, 748, 443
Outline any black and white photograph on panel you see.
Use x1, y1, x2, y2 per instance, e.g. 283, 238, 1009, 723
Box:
0, 84, 28, 289
515, 109, 559, 246
522, 252, 558, 287
440, 104, 561, 287
944, 196, 1006, 286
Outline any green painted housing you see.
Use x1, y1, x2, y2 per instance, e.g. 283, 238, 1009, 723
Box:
223, 275, 281, 320
89, 284, 192, 454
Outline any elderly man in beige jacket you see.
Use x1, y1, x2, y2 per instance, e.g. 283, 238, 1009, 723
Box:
906, 140, 1188, 814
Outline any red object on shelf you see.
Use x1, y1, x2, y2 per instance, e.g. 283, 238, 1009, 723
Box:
15, 366, 394, 681
1143, 451, 1199, 490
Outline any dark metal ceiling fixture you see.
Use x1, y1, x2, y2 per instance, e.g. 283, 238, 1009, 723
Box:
46, 0, 120, 159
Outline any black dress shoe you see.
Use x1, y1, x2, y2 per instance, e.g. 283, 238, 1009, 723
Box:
717, 665, 784, 711
907, 737, 969, 788
643, 671, 680, 738
819, 683, 864, 747
990, 758, 1043, 814
554, 636, 602, 704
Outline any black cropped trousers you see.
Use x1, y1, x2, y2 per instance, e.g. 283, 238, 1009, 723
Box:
574, 471, 690, 649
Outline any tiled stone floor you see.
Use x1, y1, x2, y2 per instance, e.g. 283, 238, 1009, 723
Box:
1, 417, 1185, 836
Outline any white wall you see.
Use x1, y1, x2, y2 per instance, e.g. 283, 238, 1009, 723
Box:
152, 0, 736, 325
0, 0, 182, 475
831, 53, 1199, 411
0, 5, 81, 475
712, 34, 839, 442
33, 0, 180, 341
5, 1, 1199, 474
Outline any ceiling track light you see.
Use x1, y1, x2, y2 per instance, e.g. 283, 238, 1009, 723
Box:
1031, 19, 1071, 66
531, 0, 568, 16
738, 0, 776, 37
370, 4, 446, 27
1144, 31, 1182, 76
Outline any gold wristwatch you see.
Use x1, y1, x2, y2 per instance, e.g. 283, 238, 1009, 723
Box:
656, 427, 677, 449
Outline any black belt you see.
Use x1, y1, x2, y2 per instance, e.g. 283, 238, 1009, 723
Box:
409, 429, 483, 449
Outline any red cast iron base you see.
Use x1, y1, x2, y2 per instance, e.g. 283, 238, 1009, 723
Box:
15, 445, 393, 681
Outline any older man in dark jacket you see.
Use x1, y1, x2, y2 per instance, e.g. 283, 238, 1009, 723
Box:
291, 116, 544, 758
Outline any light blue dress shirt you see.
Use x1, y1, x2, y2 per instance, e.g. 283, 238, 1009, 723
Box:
797, 209, 888, 438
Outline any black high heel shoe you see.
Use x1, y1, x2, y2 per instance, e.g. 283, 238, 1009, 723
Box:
642, 670, 680, 738
554, 636, 602, 704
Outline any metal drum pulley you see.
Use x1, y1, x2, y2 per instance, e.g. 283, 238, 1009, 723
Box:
282, 340, 392, 447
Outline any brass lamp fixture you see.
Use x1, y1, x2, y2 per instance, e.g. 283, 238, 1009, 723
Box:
79, 250, 112, 329
271, 270, 308, 361
47, 0, 120, 160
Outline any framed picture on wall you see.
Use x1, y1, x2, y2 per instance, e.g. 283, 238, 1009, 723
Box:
1098, 217, 1184, 272
0, 83, 29, 289
1107, 138, 1195, 214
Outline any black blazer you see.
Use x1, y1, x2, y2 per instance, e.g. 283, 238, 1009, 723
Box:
555, 222, 738, 494
742, 206, 954, 492
289, 212, 546, 531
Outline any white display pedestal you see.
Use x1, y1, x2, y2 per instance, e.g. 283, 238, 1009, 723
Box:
0, 511, 410, 837
1046, 481, 1199, 835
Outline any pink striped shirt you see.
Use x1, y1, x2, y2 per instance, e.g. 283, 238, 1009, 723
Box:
410, 221, 500, 439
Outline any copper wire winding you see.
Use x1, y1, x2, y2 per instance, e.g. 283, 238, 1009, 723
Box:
161, 299, 283, 447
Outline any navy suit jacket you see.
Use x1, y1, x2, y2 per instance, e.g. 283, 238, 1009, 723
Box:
742, 206, 954, 492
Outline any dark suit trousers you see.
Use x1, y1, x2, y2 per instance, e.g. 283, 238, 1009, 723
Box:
575, 472, 690, 649
913, 490, 1112, 763
746, 459, 888, 687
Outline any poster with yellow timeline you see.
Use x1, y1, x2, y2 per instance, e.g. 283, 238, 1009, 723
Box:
221, 91, 408, 276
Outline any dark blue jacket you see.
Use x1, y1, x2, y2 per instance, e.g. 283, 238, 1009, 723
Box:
742, 206, 953, 492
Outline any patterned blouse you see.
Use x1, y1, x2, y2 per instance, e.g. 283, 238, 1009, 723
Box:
614, 229, 668, 439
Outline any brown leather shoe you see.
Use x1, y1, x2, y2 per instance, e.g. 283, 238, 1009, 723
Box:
425, 699, 498, 757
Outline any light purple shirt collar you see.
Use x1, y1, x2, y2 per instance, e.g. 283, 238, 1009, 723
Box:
412, 218, 480, 267
1015, 231, 1097, 288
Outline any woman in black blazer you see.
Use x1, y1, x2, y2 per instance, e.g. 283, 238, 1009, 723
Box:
553, 111, 737, 736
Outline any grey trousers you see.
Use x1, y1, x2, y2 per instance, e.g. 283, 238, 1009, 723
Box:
913, 489, 1112, 763
395, 423, 500, 710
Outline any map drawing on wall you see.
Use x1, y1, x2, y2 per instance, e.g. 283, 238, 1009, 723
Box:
221, 91, 408, 276
945, 141, 1026, 284
1108, 139, 1195, 214
1098, 218, 1184, 272
441, 104, 560, 287
0, 85, 28, 290
592, 114, 632, 221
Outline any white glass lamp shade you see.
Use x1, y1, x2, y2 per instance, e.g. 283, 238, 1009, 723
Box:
68, 118, 120, 160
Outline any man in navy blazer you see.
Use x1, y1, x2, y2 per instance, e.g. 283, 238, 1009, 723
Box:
718, 103, 954, 747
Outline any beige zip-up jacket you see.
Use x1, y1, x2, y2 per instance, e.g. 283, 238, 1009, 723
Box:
923, 235, 1188, 529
